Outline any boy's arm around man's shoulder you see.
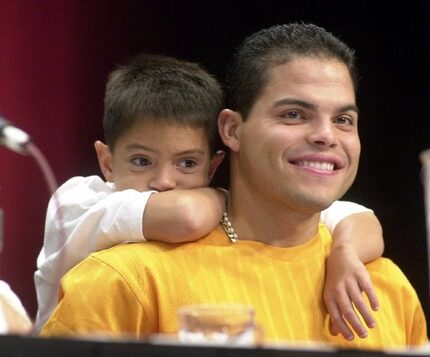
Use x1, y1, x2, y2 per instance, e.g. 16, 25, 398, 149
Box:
143, 187, 226, 243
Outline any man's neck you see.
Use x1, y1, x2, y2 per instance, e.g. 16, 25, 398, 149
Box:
227, 188, 321, 248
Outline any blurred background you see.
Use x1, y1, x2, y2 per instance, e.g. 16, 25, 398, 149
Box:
0, 0, 429, 324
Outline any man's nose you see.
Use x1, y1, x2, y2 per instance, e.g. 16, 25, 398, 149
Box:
307, 120, 337, 148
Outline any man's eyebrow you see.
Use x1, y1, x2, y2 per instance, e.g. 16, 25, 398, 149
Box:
273, 98, 359, 114
273, 98, 317, 110
339, 104, 360, 115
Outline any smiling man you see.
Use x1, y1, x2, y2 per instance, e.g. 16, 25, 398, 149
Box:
220, 57, 361, 246
216, 23, 426, 348
41, 23, 427, 350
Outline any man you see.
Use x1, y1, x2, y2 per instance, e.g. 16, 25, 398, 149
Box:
41, 23, 426, 349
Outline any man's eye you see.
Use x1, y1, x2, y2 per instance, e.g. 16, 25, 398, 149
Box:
280, 110, 303, 120
178, 159, 198, 169
287, 111, 301, 119
334, 116, 354, 126
131, 157, 152, 166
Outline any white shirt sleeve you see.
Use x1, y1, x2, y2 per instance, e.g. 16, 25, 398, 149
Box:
33, 175, 155, 332
320, 200, 373, 233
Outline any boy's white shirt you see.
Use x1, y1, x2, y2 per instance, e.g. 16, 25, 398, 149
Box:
33, 175, 372, 332
33, 176, 155, 332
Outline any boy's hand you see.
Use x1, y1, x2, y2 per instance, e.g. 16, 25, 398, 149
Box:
324, 244, 379, 341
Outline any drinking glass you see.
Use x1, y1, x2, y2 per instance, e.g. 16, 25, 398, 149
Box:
178, 303, 260, 346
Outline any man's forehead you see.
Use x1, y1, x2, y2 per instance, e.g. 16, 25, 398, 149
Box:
261, 58, 355, 98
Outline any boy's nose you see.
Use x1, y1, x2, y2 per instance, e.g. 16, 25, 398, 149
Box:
148, 168, 176, 192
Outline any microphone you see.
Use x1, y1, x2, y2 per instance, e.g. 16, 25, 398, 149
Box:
0, 116, 30, 155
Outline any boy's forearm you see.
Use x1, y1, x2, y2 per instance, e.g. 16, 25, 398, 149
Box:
332, 212, 384, 263
143, 187, 226, 243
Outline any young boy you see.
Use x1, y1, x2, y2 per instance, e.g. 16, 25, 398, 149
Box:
34, 53, 383, 340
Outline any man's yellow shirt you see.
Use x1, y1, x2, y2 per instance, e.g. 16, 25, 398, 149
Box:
41, 224, 427, 350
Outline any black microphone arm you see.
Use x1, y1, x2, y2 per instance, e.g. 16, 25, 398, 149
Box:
0, 116, 31, 155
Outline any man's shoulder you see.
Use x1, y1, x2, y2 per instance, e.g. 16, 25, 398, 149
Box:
90, 241, 172, 265
61, 229, 225, 292
366, 257, 406, 277
366, 257, 419, 296
62, 242, 172, 291
89, 228, 225, 266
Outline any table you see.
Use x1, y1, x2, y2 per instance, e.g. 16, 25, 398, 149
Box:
0, 334, 425, 357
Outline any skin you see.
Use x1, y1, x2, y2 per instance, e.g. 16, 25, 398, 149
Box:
219, 56, 370, 340
326, 212, 382, 339
95, 119, 225, 243
96, 79, 376, 340
95, 120, 223, 192
219, 56, 361, 247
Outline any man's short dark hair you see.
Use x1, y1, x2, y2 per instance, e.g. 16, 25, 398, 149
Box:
225, 23, 357, 119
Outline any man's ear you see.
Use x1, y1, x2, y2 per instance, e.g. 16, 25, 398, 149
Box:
208, 150, 225, 182
94, 140, 113, 182
218, 109, 243, 152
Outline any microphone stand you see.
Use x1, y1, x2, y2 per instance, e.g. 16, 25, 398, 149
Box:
1, 122, 65, 336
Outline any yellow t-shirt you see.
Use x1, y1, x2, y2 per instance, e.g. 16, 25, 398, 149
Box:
41, 224, 427, 349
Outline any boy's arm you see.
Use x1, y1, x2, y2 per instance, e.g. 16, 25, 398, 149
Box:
143, 187, 226, 243
35, 177, 225, 331
34, 175, 153, 331
330, 211, 384, 264
37, 180, 225, 287
320, 201, 384, 341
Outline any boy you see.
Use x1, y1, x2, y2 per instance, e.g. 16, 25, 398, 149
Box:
35, 53, 383, 340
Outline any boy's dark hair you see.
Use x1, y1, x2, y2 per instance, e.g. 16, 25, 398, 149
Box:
104, 53, 223, 153
225, 23, 357, 119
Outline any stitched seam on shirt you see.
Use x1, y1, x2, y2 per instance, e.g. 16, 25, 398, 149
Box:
89, 255, 147, 315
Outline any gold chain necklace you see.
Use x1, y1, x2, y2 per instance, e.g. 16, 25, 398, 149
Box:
220, 212, 238, 243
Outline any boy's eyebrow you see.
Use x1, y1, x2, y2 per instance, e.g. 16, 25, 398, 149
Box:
273, 98, 359, 114
175, 149, 207, 156
125, 144, 207, 156
125, 144, 158, 153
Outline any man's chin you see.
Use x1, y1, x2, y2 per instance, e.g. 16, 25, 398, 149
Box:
296, 195, 337, 214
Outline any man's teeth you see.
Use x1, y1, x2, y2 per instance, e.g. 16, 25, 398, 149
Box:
298, 161, 334, 171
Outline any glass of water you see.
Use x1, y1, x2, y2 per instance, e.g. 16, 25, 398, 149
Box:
178, 303, 260, 346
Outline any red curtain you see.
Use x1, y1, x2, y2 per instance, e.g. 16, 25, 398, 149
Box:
0, 1, 153, 318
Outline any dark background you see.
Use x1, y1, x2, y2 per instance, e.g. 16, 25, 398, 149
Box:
0, 0, 429, 327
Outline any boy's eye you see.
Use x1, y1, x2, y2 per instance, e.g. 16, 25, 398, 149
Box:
178, 159, 198, 169
131, 157, 152, 166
